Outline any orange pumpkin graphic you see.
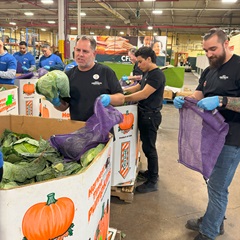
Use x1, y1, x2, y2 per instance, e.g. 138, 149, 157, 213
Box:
94, 200, 110, 240
22, 192, 75, 240
119, 110, 134, 131
23, 82, 35, 95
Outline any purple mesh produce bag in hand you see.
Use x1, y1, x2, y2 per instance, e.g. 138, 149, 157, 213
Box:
178, 97, 229, 179
49, 97, 123, 161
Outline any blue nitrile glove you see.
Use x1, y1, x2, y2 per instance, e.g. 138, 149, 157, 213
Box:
121, 75, 129, 81
173, 96, 185, 109
46, 97, 61, 107
0, 151, 3, 169
43, 65, 51, 70
22, 66, 29, 72
100, 94, 111, 107
197, 96, 220, 110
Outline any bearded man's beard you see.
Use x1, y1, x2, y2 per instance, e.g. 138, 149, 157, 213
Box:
208, 49, 226, 69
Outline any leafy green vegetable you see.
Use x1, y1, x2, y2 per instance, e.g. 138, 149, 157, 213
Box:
81, 144, 105, 167
0, 179, 19, 189
3, 156, 46, 182
13, 138, 39, 154
36, 70, 70, 101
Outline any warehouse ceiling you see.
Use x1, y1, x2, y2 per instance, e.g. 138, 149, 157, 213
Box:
0, 0, 240, 36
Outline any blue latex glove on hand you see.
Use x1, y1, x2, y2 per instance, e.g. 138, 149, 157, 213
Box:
22, 66, 29, 72
121, 76, 129, 81
43, 65, 51, 70
100, 94, 111, 107
47, 97, 61, 107
173, 96, 185, 109
0, 150, 3, 169
197, 96, 220, 110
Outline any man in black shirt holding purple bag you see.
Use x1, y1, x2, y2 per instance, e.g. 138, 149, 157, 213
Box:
173, 28, 240, 240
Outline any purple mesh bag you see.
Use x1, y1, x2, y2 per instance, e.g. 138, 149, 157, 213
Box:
38, 68, 49, 78
178, 97, 229, 179
49, 97, 123, 161
16, 61, 23, 73
15, 72, 34, 79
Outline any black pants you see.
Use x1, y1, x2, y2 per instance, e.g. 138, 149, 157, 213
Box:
0, 167, 3, 182
138, 109, 162, 183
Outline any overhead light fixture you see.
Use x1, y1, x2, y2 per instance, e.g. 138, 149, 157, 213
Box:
41, 0, 54, 4
152, 10, 163, 14
222, 0, 237, 2
80, 12, 86, 16
105, 25, 111, 29
48, 21, 55, 24
9, 22, 16, 25
120, 31, 124, 35
148, 26, 153, 30
41, 28, 46, 31
144, 0, 156, 2
70, 27, 77, 30
24, 12, 34, 16
90, 32, 95, 35
153, 32, 157, 36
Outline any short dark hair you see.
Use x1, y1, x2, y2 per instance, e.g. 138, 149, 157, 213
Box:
76, 35, 96, 50
19, 41, 27, 46
135, 46, 156, 63
203, 28, 229, 44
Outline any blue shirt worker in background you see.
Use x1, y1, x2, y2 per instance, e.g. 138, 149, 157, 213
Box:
0, 40, 16, 84
64, 51, 77, 72
38, 44, 64, 71
13, 41, 36, 73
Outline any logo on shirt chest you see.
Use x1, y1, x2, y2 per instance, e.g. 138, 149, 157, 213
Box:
219, 75, 229, 80
91, 74, 102, 85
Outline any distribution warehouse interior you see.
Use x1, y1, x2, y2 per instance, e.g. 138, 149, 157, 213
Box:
1, 0, 240, 240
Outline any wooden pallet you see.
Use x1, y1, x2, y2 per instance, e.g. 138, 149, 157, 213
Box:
111, 184, 135, 203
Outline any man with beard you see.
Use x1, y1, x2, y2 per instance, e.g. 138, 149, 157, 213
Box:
13, 41, 36, 73
173, 28, 240, 240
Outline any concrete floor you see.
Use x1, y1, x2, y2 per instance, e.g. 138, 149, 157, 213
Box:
110, 72, 240, 240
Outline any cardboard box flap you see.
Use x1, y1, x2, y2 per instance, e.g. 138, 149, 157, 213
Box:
0, 115, 86, 140
0, 84, 18, 90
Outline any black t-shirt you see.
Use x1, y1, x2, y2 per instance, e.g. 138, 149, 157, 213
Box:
138, 67, 166, 111
66, 63, 123, 121
196, 54, 240, 146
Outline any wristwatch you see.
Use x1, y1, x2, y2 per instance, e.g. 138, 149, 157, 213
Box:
219, 96, 228, 107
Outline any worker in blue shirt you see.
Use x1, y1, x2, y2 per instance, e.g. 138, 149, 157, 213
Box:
13, 41, 36, 73
38, 44, 64, 71
0, 40, 17, 85
64, 60, 77, 72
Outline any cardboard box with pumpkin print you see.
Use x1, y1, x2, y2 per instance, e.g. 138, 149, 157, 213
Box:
14, 78, 42, 116
0, 84, 19, 115
112, 105, 139, 186
40, 97, 70, 119
14, 79, 70, 119
0, 115, 112, 240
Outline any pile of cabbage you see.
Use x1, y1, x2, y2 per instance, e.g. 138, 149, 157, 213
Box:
0, 129, 105, 189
